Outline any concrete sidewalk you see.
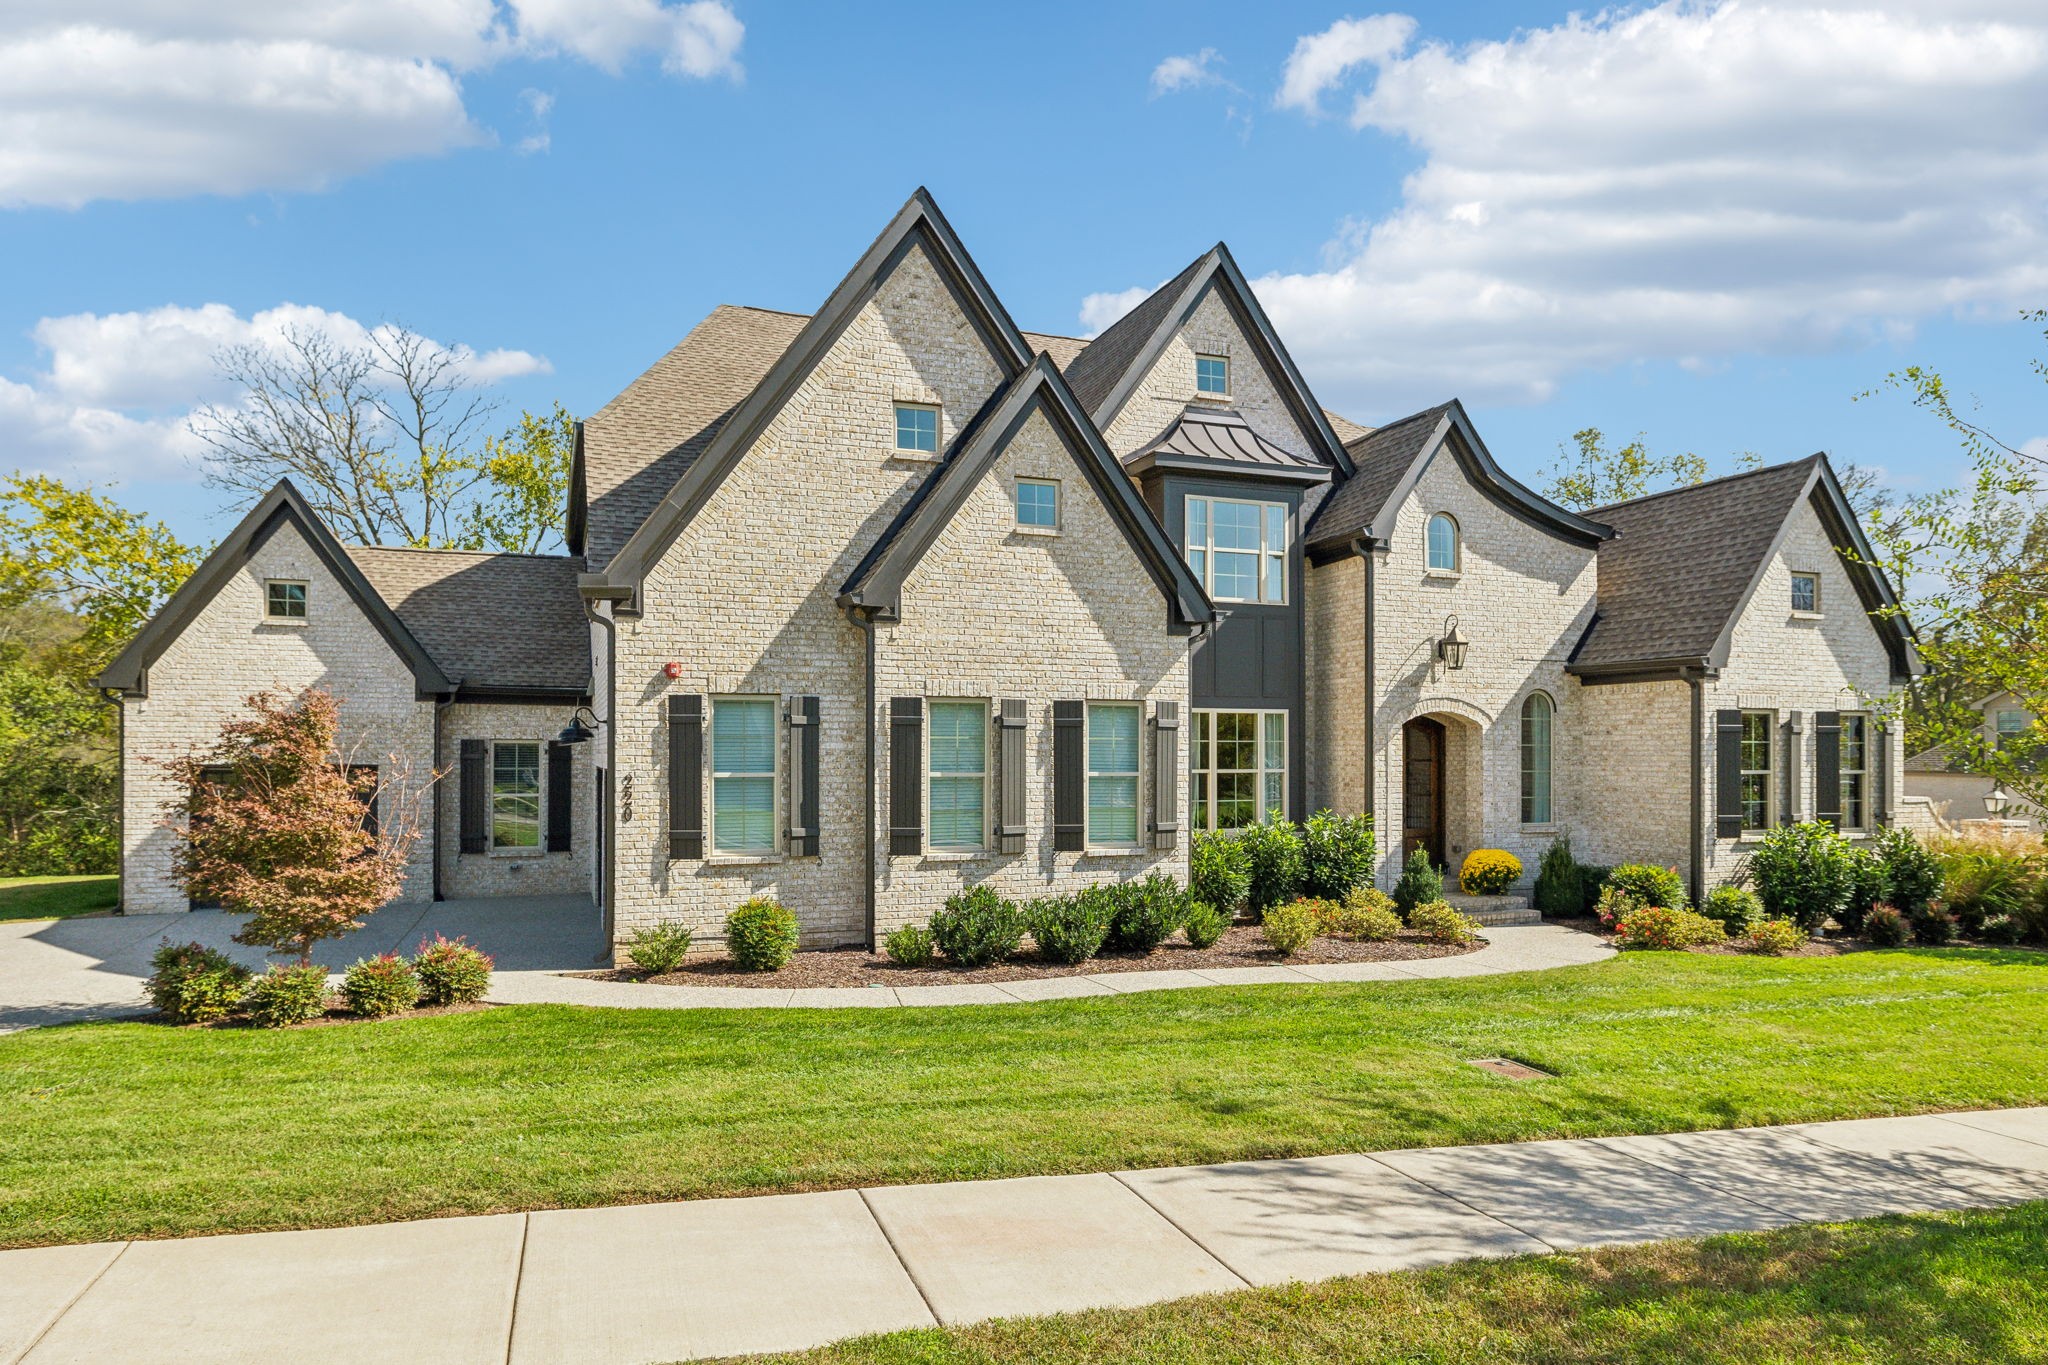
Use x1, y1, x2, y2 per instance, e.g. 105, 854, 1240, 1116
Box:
4, 1107, 2045, 1365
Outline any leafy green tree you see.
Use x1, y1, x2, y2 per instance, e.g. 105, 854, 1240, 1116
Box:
0, 474, 201, 663
1541, 428, 1707, 510
458, 403, 575, 553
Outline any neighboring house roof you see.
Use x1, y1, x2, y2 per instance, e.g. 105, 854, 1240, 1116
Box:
1122, 406, 1334, 484
1568, 454, 1922, 681
1024, 331, 1090, 368
93, 480, 453, 698
1905, 745, 1960, 774
839, 355, 1213, 630
346, 547, 590, 695
1304, 400, 1611, 553
1322, 408, 1375, 444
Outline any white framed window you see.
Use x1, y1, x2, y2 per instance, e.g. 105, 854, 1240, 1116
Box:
1426, 514, 1460, 573
1185, 495, 1287, 604
491, 741, 541, 852
1191, 710, 1286, 832
1521, 692, 1553, 825
1086, 702, 1141, 848
1015, 477, 1060, 531
711, 697, 779, 854
894, 403, 938, 454
1840, 713, 1869, 830
927, 700, 988, 851
1196, 354, 1229, 394
1740, 710, 1775, 832
1995, 709, 2028, 749
1790, 571, 1820, 614
265, 579, 308, 621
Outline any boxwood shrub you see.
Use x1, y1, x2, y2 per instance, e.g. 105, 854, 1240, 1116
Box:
929, 886, 1023, 968
1392, 848, 1444, 917
414, 934, 494, 1005
342, 954, 419, 1018
1301, 809, 1376, 900
1027, 891, 1113, 964
146, 940, 251, 1024
1180, 899, 1228, 948
1103, 873, 1184, 954
242, 962, 329, 1027
883, 923, 935, 967
1189, 830, 1250, 916
623, 921, 693, 975
726, 897, 800, 972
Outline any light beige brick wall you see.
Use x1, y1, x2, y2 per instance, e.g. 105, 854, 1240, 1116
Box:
873, 407, 1192, 931
611, 240, 1009, 950
1366, 448, 1599, 889
438, 704, 598, 900
1573, 679, 1693, 871
1304, 553, 1366, 814
1102, 285, 1316, 459
119, 519, 435, 914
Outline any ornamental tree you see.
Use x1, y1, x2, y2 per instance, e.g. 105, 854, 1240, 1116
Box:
162, 688, 423, 964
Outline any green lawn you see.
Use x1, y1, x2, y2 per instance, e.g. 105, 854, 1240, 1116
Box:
0, 875, 117, 922
2, 948, 2046, 1249
746, 1203, 2048, 1364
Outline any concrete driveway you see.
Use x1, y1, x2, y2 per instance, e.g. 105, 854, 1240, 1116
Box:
0, 895, 604, 1032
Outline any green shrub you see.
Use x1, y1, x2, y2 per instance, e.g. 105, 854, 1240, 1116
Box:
341, 954, 418, 1018
623, 920, 694, 975
1104, 873, 1185, 954
1746, 917, 1805, 955
1874, 827, 1944, 915
1575, 863, 1613, 916
1980, 914, 2024, 946
1238, 817, 1305, 917
883, 923, 935, 967
1261, 899, 1322, 955
1930, 829, 2042, 934
1594, 884, 1641, 929
146, 940, 251, 1024
1392, 847, 1444, 917
1748, 821, 1855, 933
1458, 849, 1522, 895
1028, 891, 1114, 964
243, 963, 329, 1027
726, 897, 800, 972
1910, 905, 1958, 946
1532, 835, 1581, 918
1864, 904, 1910, 947
1699, 885, 1765, 935
1409, 900, 1481, 945
1301, 810, 1376, 900
1606, 863, 1686, 911
1838, 843, 1888, 937
414, 935, 493, 1005
1615, 906, 1726, 951
1180, 899, 1228, 949
1334, 885, 1400, 938
1189, 830, 1250, 916
928, 886, 1023, 968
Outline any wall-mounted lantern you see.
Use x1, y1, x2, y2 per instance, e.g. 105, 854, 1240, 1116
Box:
1985, 783, 2013, 817
1437, 615, 1470, 671
556, 705, 601, 746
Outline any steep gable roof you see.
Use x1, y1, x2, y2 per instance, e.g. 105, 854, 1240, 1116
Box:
1568, 455, 1921, 681
94, 480, 452, 697
347, 547, 589, 695
840, 355, 1212, 630
589, 188, 1037, 603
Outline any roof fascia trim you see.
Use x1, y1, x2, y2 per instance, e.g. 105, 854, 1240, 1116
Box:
1359, 405, 1612, 549
1123, 450, 1334, 485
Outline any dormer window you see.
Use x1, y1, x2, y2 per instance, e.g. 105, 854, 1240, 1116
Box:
894, 404, 938, 454
265, 580, 307, 621
1195, 354, 1229, 395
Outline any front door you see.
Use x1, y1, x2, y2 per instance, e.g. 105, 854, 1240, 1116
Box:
1401, 717, 1446, 869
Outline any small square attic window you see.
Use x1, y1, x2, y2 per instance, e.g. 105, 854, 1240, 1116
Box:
265, 580, 307, 621
895, 404, 938, 454
1196, 355, 1229, 394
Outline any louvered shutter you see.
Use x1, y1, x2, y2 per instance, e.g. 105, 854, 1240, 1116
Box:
788, 696, 820, 857
889, 697, 923, 856
1813, 711, 1841, 829
1151, 701, 1181, 851
1873, 720, 1892, 827
1714, 709, 1744, 841
1053, 700, 1085, 852
459, 739, 489, 854
668, 695, 703, 859
546, 741, 573, 852
996, 699, 1027, 855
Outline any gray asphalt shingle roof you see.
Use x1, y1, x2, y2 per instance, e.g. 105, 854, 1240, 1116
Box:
1304, 403, 1453, 548
1061, 254, 1208, 417
347, 547, 590, 692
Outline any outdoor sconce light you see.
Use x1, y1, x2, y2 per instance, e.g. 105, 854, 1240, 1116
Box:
1985, 783, 2013, 817
556, 705, 601, 746
1437, 615, 1470, 671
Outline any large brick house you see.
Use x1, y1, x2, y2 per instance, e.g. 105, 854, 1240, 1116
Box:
98, 190, 1922, 951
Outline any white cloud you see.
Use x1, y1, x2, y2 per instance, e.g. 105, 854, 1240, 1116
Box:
1, 303, 548, 482
0, 1, 743, 208
1226, 2, 2048, 411
1078, 285, 1157, 338
1275, 14, 1415, 116
516, 88, 555, 154
1151, 48, 1224, 96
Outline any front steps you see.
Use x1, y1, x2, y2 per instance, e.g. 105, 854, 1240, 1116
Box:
1444, 893, 1543, 927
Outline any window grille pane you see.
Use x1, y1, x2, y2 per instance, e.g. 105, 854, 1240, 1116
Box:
713, 700, 776, 774
929, 775, 984, 849
1427, 515, 1457, 570
714, 776, 775, 850
1088, 705, 1138, 772
1522, 694, 1552, 824
895, 405, 937, 452
1740, 774, 1768, 830
1212, 501, 1261, 550
1088, 776, 1138, 843
928, 702, 986, 774
1740, 712, 1772, 772
1791, 574, 1817, 612
1212, 552, 1258, 599
1263, 553, 1285, 602
1262, 712, 1285, 770
1017, 481, 1058, 527
1196, 355, 1228, 393
1188, 497, 1208, 545
492, 743, 541, 848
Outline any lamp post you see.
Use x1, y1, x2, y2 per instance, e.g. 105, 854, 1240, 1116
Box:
1437, 615, 1470, 671
1985, 783, 2013, 818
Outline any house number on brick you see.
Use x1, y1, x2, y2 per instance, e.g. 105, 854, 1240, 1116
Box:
620, 773, 633, 823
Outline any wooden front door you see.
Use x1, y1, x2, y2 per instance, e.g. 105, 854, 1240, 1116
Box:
1402, 717, 1446, 869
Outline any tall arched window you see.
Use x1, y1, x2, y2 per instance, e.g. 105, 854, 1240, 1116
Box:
1427, 513, 1459, 571
1521, 692, 1553, 824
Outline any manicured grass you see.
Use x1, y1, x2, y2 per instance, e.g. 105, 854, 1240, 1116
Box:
0, 875, 117, 922
3, 948, 2047, 1248
747, 1203, 2048, 1364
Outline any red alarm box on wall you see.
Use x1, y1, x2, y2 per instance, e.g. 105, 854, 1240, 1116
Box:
663, 662, 684, 680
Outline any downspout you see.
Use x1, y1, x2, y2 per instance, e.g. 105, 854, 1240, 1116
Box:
1358, 539, 1376, 826
581, 594, 620, 955
432, 695, 449, 901
1687, 670, 1705, 905
845, 604, 878, 950
97, 688, 126, 914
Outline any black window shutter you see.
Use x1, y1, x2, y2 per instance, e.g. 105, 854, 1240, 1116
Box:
1873, 720, 1891, 827
1813, 711, 1841, 829
1714, 709, 1744, 841
1053, 700, 1085, 852
459, 739, 489, 853
789, 696, 820, 857
889, 697, 923, 856
546, 741, 573, 852
1152, 701, 1180, 851
669, 695, 703, 860
996, 699, 1027, 855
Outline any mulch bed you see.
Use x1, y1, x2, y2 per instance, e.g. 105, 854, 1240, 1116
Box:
575, 924, 1487, 989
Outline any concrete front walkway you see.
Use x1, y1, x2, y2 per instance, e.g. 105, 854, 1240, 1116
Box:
3, 1108, 2045, 1364
484, 923, 1614, 1011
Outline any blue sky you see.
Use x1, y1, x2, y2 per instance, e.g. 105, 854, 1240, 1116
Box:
3, 0, 2044, 544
